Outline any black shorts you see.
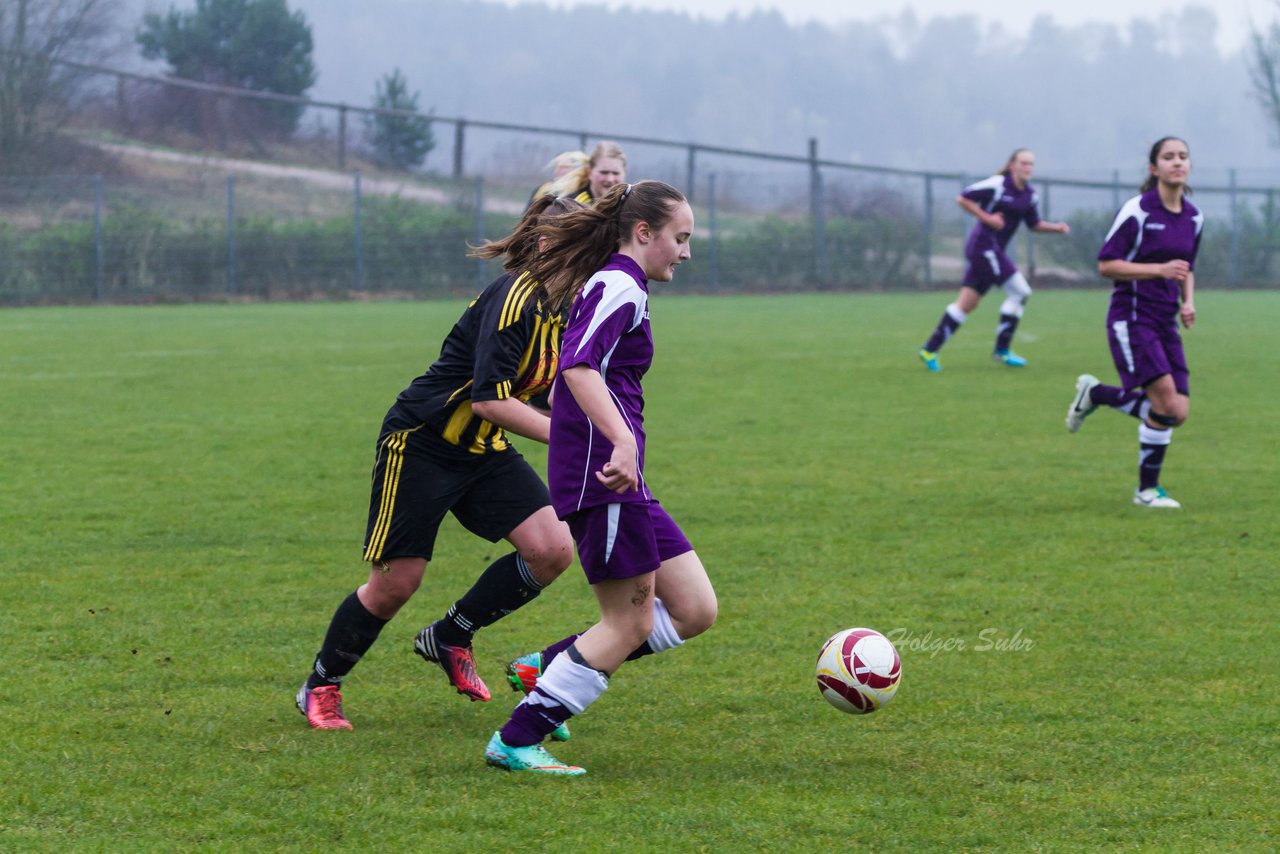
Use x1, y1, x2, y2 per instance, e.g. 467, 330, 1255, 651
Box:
362, 407, 551, 563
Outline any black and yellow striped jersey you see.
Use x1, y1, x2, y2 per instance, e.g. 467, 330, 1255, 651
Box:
570, 187, 593, 205
395, 271, 563, 456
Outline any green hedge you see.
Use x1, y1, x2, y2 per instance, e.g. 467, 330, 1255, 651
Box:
1041, 205, 1280, 287
0, 198, 513, 304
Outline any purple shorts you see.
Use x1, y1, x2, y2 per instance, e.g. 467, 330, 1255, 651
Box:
566, 500, 693, 584
962, 247, 1015, 292
1107, 318, 1189, 395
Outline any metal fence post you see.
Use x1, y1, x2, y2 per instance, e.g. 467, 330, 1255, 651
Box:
708, 171, 718, 290
686, 145, 696, 204
93, 176, 104, 302
1229, 168, 1239, 287
354, 172, 364, 291
808, 137, 820, 222
1028, 179, 1049, 279
923, 173, 933, 288
1266, 190, 1275, 281
809, 138, 828, 282
814, 171, 828, 282
475, 176, 486, 289
226, 175, 236, 296
1112, 169, 1120, 212
454, 120, 466, 178
338, 105, 348, 169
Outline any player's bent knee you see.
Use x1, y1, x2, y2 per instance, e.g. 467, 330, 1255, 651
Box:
681, 609, 716, 640
361, 574, 420, 617
668, 597, 718, 640
523, 540, 573, 576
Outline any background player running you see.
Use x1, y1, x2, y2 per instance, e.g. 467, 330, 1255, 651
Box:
918, 148, 1070, 371
529, 149, 587, 206
483, 181, 717, 776
1065, 136, 1201, 509
295, 197, 583, 730
546, 140, 627, 204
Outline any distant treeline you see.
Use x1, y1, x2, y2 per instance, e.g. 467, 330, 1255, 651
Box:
282, 0, 1272, 176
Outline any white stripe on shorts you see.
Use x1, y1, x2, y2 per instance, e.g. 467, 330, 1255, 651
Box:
1112, 320, 1135, 374
605, 503, 620, 563
984, 249, 1001, 276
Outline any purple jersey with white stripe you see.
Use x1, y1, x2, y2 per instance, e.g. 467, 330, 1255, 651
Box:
962, 173, 1042, 257
548, 254, 653, 517
1099, 189, 1204, 325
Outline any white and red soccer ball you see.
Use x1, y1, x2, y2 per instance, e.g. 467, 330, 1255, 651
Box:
816, 627, 902, 714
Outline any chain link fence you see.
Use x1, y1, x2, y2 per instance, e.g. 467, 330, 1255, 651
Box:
4, 61, 1279, 304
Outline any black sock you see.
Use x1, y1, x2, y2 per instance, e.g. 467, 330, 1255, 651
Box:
307, 591, 389, 689
433, 553, 544, 648
625, 640, 655, 661
923, 305, 964, 353
994, 313, 1020, 352
1139, 424, 1172, 491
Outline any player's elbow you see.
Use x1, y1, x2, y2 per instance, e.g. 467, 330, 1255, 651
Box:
471, 399, 503, 422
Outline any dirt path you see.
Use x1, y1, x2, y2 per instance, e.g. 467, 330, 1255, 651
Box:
92, 141, 527, 215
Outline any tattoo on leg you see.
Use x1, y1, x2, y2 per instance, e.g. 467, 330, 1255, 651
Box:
631, 582, 651, 607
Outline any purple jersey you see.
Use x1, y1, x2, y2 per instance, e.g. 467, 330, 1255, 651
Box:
1098, 189, 1204, 324
962, 173, 1042, 258
548, 254, 653, 517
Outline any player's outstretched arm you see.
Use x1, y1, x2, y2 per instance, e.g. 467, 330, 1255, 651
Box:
471, 398, 552, 444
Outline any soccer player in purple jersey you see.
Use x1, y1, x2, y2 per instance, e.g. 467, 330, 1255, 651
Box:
483, 181, 717, 776
294, 197, 585, 731
1065, 137, 1201, 509
918, 149, 1070, 370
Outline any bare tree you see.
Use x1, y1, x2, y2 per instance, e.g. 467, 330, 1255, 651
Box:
1249, 3, 1280, 143
0, 0, 121, 174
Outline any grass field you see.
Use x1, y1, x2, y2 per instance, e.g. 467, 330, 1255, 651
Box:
2, 291, 1276, 852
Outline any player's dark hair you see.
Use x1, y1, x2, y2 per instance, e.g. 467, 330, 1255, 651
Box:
531, 180, 687, 311
998, 148, 1031, 176
1141, 137, 1192, 194
469, 195, 586, 272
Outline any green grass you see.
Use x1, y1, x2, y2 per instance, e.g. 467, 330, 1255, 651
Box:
2, 292, 1276, 852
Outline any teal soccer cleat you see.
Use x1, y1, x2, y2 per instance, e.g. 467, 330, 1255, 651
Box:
484, 731, 585, 776
988, 350, 1029, 368
992, 349, 1028, 367
917, 349, 941, 372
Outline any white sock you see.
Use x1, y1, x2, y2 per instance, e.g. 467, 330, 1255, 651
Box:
533, 650, 608, 715
647, 598, 685, 654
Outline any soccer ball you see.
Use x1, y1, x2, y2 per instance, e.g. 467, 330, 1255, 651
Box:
816, 627, 902, 714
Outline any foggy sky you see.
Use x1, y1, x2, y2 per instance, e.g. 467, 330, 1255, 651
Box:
496, 0, 1260, 52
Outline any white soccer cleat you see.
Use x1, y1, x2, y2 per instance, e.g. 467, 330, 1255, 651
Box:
1134, 487, 1181, 508
1066, 374, 1101, 433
